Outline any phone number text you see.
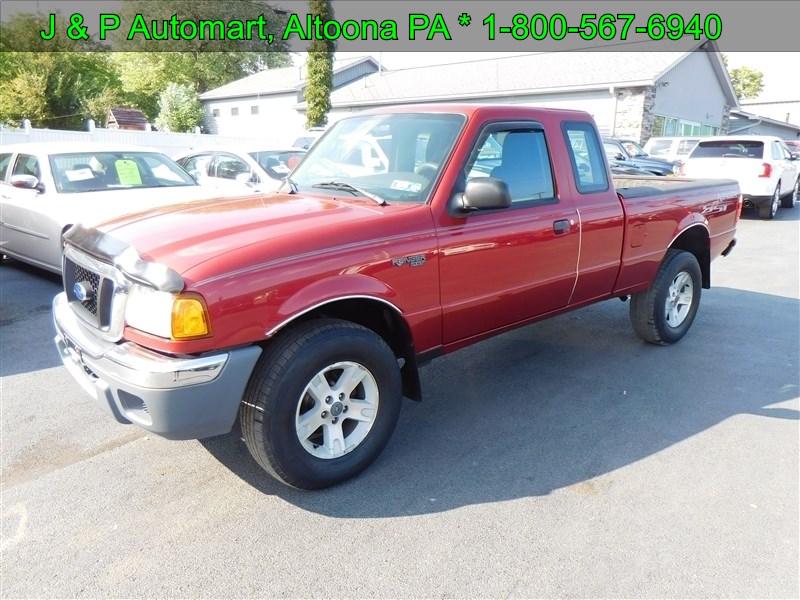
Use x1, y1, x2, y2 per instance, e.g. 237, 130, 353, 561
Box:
482, 13, 722, 41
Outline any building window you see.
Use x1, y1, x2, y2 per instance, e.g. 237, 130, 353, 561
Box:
231, 107, 239, 116
251, 105, 259, 115
212, 109, 219, 118
680, 120, 701, 136
652, 115, 678, 137
701, 125, 719, 136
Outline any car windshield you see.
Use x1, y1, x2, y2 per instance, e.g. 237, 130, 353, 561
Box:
50, 151, 196, 193
690, 141, 765, 159
622, 140, 648, 157
288, 112, 466, 204
249, 150, 306, 180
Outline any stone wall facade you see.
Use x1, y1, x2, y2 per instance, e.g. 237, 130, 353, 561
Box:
613, 86, 656, 143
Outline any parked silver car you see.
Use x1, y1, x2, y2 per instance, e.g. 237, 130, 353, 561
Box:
174, 145, 306, 193
0, 142, 229, 273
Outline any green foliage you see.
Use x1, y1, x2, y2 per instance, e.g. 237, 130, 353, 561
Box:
0, 3, 291, 128
155, 83, 205, 132
721, 53, 764, 101
0, 13, 121, 129
304, 0, 335, 128
728, 65, 764, 101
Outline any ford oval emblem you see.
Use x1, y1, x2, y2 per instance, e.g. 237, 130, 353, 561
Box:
73, 281, 93, 303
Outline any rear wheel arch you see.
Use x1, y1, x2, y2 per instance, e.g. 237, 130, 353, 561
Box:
669, 224, 710, 289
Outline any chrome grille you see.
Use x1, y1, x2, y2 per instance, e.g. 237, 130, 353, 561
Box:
72, 264, 100, 315
62, 248, 128, 340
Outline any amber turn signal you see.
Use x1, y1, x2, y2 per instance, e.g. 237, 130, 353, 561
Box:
171, 295, 211, 339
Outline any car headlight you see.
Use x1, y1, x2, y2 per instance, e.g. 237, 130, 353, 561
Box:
125, 284, 211, 340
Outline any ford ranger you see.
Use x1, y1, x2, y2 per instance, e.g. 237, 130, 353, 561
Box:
52, 105, 740, 489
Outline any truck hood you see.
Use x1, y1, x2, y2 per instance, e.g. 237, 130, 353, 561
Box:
96, 192, 409, 277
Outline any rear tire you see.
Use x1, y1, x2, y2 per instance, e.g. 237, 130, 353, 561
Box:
630, 250, 702, 345
240, 319, 402, 490
759, 185, 781, 219
781, 178, 798, 209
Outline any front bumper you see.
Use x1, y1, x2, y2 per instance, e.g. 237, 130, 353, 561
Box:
53, 292, 262, 440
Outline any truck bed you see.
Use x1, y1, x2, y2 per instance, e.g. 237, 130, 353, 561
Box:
613, 176, 740, 200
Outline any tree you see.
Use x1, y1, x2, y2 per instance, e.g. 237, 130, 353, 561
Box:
304, 0, 335, 128
721, 54, 764, 100
113, 0, 291, 119
155, 83, 205, 132
0, 12, 122, 129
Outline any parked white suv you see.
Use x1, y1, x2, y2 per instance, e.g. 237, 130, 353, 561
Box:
682, 136, 799, 219
643, 136, 701, 164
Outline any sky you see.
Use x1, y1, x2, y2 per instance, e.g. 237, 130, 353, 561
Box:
324, 51, 800, 104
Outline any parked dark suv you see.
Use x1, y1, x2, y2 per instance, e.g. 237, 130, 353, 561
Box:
603, 138, 680, 176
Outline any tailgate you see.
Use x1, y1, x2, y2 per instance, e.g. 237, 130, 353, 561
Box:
683, 157, 764, 181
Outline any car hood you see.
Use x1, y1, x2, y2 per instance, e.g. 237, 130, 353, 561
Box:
96, 192, 415, 279
632, 155, 677, 168
62, 185, 244, 228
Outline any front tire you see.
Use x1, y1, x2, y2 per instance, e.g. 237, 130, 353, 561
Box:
240, 319, 402, 490
759, 185, 781, 219
630, 250, 702, 345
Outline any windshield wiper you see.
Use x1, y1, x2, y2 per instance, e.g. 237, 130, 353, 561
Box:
281, 176, 298, 194
312, 181, 386, 206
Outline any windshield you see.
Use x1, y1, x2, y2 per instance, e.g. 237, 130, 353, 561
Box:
288, 112, 466, 204
621, 140, 648, 157
690, 141, 765, 159
50, 151, 196, 193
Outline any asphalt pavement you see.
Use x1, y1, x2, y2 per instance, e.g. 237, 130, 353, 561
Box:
1, 207, 798, 598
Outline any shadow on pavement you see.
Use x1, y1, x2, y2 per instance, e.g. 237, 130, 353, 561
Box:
200, 285, 800, 516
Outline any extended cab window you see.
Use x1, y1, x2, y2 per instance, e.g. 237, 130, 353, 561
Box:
464, 126, 555, 204
563, 122, 609, 193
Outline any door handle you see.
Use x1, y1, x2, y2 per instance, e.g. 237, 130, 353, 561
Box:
553, 219, 572, 234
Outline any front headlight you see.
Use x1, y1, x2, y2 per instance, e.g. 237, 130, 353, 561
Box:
125, 284, 211, 340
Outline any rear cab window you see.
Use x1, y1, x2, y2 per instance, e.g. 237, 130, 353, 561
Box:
563, 122, 609, 193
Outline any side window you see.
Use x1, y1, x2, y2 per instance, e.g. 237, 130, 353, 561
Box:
603, 141, 623, 161
180, 153, 213, 178
678, 140, 698, 155
213, 154, 250, 180
465, 126, 555, 204
0, 153, 12, 182
563, 122, 609, 193
648, 140, 672, 156
771, 142, 782, 160
11, 154, 40, 179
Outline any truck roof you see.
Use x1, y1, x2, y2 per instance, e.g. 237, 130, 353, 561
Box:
357, 103, 595, 122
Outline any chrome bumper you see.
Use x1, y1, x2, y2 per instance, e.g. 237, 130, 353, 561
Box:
53, 292, 262, 440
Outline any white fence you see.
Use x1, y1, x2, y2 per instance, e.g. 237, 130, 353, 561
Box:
0, 121, 280, 158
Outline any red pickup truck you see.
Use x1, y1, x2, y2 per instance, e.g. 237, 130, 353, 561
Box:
53, 105, 740, 489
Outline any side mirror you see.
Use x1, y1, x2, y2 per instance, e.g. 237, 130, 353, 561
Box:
614, 152, 626, 161
449, 177, 511, 216
10, 174, 43, 192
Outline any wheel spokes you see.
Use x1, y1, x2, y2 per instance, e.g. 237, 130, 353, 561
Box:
333, 363, 368, 397
665, 271, 693, 327
322, 420, 346, 455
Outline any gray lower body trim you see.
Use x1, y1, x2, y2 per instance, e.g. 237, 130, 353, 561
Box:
53, 292, 262, 440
